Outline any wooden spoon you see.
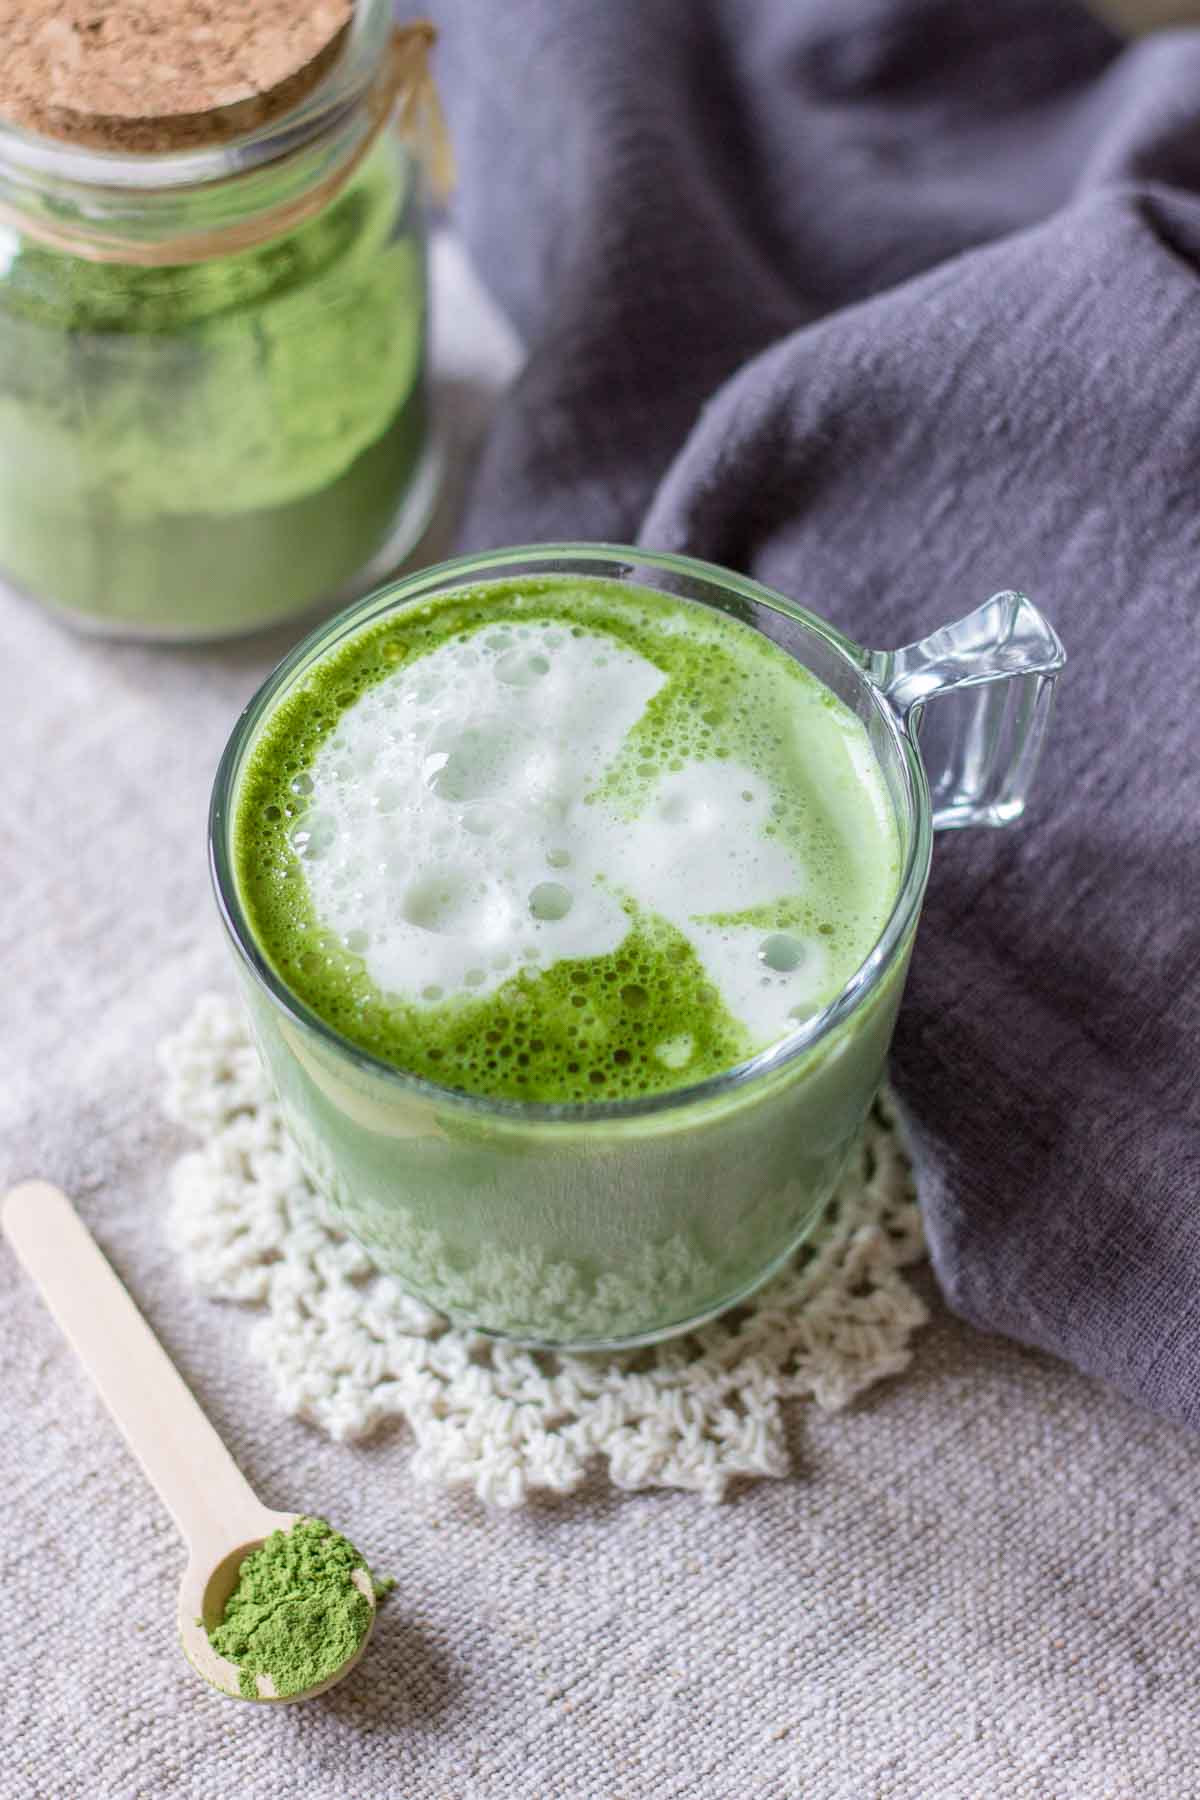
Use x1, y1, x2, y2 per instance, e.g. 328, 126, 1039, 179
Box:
2, 1180, 375, 1702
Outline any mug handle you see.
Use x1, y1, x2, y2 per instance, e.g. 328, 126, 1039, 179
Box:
866, 590, 1066, 830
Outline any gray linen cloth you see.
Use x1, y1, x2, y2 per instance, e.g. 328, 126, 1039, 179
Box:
425, 0, 1200, 1426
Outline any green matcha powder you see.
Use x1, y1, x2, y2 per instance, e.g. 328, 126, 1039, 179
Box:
0, 138, 427, 637
208, 1516, 385, 1700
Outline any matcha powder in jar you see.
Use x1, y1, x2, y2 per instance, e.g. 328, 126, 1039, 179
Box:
0, 1, 446, 640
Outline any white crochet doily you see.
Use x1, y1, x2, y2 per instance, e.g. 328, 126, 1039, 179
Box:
162, 995, 928, 1506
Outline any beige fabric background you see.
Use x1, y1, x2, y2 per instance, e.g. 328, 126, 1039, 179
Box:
4, 220, 1200, 1799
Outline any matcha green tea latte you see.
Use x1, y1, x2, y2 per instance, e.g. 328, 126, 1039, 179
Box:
213, 548, 943, 1348
215, 548, 1064, 1344
0, 6, 439, 639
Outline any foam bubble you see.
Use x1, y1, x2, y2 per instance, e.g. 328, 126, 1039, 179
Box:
529, 881, 574, 922
759, 933, 805, 973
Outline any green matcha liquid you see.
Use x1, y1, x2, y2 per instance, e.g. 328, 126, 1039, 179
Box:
0, 136, 430, 639
236, 576, 899, 1102
220, 565, 911, 1345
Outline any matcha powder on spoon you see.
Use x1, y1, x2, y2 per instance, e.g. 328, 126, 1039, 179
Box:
208, 1516, 382, 1700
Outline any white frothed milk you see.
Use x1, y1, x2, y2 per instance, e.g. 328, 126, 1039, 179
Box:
293, 620, 853, 1046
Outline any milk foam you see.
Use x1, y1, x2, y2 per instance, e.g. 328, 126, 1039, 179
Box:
292, 621, 841, 1047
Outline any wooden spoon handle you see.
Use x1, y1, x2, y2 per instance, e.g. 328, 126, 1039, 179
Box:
2, 1181, 271, 1560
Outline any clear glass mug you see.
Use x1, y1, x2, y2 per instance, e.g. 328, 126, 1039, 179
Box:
210, 545, 1064, 1348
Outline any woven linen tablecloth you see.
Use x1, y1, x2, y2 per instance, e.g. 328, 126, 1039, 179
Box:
3, 236, 1200, 1800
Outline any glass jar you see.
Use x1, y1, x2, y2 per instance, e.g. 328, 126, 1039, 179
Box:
0, 5, 440, 640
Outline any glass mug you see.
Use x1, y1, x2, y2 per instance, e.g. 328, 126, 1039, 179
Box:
210, 545, 1064, 1348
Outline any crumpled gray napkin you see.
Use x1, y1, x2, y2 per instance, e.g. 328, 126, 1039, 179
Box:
424, 0, 1200, 1429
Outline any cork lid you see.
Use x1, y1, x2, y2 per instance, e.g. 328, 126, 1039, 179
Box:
0, 1, 355, 152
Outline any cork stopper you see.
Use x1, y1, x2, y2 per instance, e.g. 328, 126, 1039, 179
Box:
0, 1, 354, 152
